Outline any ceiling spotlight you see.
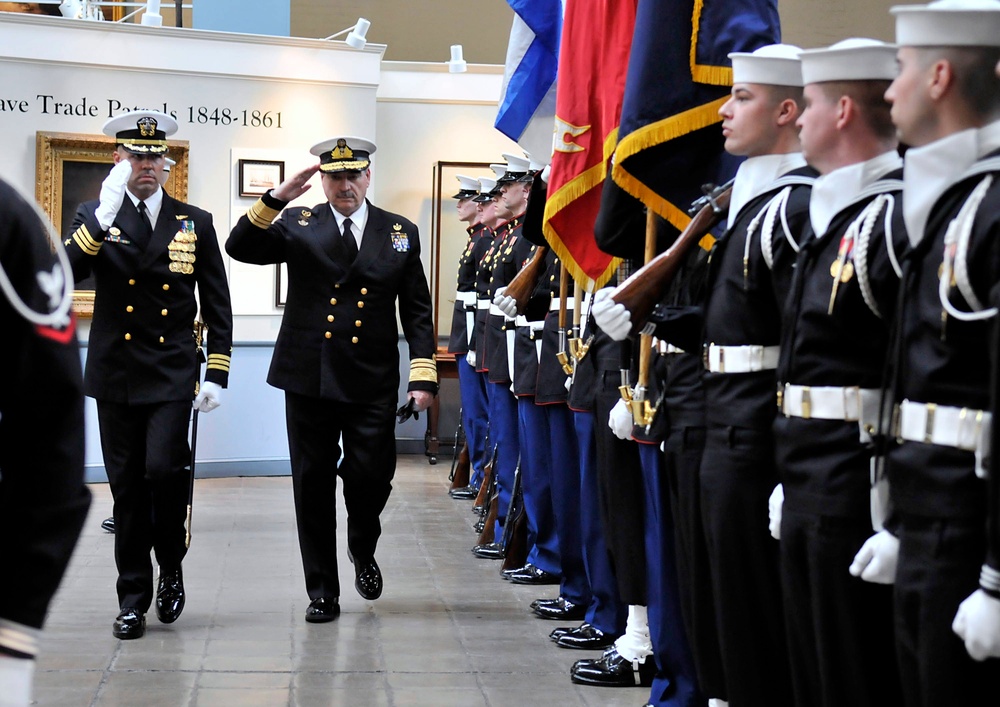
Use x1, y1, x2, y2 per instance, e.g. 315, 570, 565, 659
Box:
447, 44, 467, 73
324, 17, 370, 50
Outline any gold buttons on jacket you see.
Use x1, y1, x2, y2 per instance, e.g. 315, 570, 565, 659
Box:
355, 320, 362, 327
161, 309, 168, 316
159, 336, 165, 343
325, 332, 332, 339
360, 287, 368, 295
162, 284, 170, 291
128, 279, 136, 286
327, 315, 334, 322
126, 305, 134, 313
357, 301, 364, 308
335, 284, 340, 289
124, 333, 132, 341
330, 298, 337, 305
351, 336, 359, 344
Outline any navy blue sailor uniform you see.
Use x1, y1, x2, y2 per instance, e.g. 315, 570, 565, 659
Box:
226, 192, 437, 601
449, 222, 492, 490
774, 152, 905, 707
0, 179, 91, 662
66, 190, 232, 613
885, 129, 1000, 706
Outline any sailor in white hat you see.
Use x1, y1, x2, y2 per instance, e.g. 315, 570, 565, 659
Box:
852, 0, 1000, 696
772, 38, 906, 707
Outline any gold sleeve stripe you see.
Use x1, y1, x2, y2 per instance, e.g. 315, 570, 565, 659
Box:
248, 199, 281, 230
0, 620, 39, 658
409, 357, 438, 384
207, 354, 231, 371
72, 225, 102, 255
207, 363, 231, 372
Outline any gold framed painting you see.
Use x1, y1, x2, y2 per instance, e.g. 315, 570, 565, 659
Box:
35, 131, 190, 317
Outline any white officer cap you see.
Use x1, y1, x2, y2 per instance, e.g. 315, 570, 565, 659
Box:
473, 177, 498, 202
893, 0, 1000, 47
490, 163, 508, 179
799, 39, 899, 84
164, 157, 176, 172
729, 44, 805, 87
103, 110, 177, 155
310, 136, 376, 173
452, 174, 480, 199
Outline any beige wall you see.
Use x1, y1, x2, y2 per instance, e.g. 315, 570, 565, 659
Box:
780, 0, 896, 47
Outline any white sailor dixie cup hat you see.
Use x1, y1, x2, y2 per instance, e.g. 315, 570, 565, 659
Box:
799, 39, 899, 84
473, 177, 498, 203
452, 174, 481, 200
103, 110, 177, 155
310, 136, 376, 173
729, 44, 805, 87
892, 0, 1000, 47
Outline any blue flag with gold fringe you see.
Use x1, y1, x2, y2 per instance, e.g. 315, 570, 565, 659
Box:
596, 0, 780, 257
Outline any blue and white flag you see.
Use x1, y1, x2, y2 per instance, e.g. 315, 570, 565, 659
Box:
495, 0, 562, 164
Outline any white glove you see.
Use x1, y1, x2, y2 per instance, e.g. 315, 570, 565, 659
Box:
953, 588, 1000, 661
849, 530, 900, 584
193, 381, 223, 413
592, 288, 632, 341
466, 350, 476, 367
95, 160, 132, 231
768, 484, 784, 540
493, 287, 518, 318
608, 398, 633, 440
540, 164, 551, 185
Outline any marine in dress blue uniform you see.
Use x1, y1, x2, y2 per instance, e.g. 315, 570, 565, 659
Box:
226, 137, 437, 621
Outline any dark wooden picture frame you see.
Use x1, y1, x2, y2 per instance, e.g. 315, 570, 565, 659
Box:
35, 131, 190, 317
238, 159, 284, 197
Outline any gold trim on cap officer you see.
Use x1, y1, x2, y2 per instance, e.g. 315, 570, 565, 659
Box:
102, 110, 178, 156
310, 136, 376, 173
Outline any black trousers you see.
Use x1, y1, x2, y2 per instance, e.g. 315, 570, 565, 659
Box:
780, 507, 902, 707
97, 399, 191, 612
699, 425, 792, 707
285, 392, 396, 600
594, 370, 647, 605
894, 516, 1000, 707
664, 425, 727, 701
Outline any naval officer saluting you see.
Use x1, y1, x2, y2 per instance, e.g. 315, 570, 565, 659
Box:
227, 136, 438, 622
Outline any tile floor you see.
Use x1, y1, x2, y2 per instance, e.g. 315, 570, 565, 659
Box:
34, 455, 649, 706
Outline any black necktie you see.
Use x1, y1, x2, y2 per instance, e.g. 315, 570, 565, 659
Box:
341, 217, 358, 263
137, 201, 153, 246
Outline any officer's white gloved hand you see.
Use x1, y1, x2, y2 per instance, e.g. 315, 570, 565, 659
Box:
592, 288, 632, 341
466, 350, 476, 367
540, 164, 551, 185
95, 160, 132, 231
193, 381, 223, 413
849, 529, 900, 584
493, 287, 518, 318
768, 484, 784, 540
608, 398, 633, 440
953, 589, 1000, 661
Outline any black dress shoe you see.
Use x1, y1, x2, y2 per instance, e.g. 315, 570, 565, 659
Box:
570, 646, 655, 687
354, 558, 383, 600
472, 542, 504, 559
112, 608, 145, 640
556, 623, 616, 650
501, 563, 532, 580
305, 597, 340, 623
155, 567, 185, 624
533, 596, 587, 621
449, 485, 478, 500
550, 623, 586, 641
100, 516, 115, 533
530, 596, 560, 611
508, 564, 561, 585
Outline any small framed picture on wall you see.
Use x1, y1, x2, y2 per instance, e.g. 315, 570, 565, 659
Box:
238, 159, 284, 197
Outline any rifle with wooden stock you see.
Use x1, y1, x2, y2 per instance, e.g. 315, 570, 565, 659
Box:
448, 440, 471, 492
610, 179, 734, 336
503, 245, 549, 315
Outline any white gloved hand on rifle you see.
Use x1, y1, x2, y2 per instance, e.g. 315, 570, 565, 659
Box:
952, 588, 1000, 661
608, 398, 633, 440
493, 286, 518, 319
849, 529, 899, 584
193, 381, 223, 413
592, 288, 632, 341
768, 484, 784, 540
466, 350, 476, 367
95, 160, 132, 231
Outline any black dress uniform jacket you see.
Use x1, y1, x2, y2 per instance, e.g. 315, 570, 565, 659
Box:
67, 194, 233, 402
226, 193, 437, 403
0, 180, 90, 656
447, 222, 490, 355
485, 217, 535, 386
